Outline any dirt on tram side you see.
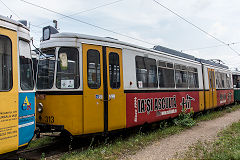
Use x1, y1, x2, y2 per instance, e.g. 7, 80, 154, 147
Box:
124, 109, 240, 160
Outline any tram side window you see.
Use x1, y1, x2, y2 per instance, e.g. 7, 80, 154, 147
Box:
56, 47, 80, 89
135, 56, 157, 88
216, 72, 221, 88
0, 36, 12, 91
188, 67, 199, 88
158, 61, 175, 88
175, 64, 188, 88
87, 49, 101, 89
233, 75, 240, 88
226, 74, 231, 88
37, 48, 56, 89
109, 52, 120, 89
221, 73, 226, 88
19, 40, 34, 90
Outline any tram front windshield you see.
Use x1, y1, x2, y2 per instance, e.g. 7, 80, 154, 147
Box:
37, 48, 56, 89
19, 40, 34, 90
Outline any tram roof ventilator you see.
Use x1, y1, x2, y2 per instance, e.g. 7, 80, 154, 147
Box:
153, 45, 228, 69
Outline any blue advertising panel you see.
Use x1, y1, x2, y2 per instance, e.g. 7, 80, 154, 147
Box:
18, 92, 35, 146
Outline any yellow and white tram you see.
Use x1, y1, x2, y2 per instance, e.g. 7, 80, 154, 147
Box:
36, 26, 233, 136
0, 15, 35, 155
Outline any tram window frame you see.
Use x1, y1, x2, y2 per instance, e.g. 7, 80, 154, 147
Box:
87, 49, 101, 89
19, 40, 34, 91
188, 67, 199, 88
135, 56, 157, 88
109, 52, 120, 89
226, 73, 231, 88
0, 35, 12, 91
158, 60, 175, 88
36, 48, 56, 90
56, 47, 80, 89
175, 64, 188, 88
220, 73, 226, 88
215, 71, 219, 88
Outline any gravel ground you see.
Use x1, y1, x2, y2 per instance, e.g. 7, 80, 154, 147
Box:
126, 109, 240, 160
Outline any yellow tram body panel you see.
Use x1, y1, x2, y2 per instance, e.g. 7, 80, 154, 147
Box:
205, 69, 217, 110
37, 95, 83, 135
0, 27, 19, 154
198, 91, 205, 111
106, 47, 126, 131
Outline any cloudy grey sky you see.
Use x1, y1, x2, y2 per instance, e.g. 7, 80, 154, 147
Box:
1, 0, 240, 69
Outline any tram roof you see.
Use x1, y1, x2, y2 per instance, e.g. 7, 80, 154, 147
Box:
0, 15, 29, 31
232, 70, 240, 75
48, 32, 229, 69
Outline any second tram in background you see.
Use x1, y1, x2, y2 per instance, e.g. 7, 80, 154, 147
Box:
232, 70, 240, 103
0, 15, 35, 155
35, 26, 233, 137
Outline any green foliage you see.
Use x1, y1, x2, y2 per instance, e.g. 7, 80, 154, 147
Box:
173, 109, 196, 128
27, 136, 54, 149
182, 121, 240, 160
41, 152, 46, 160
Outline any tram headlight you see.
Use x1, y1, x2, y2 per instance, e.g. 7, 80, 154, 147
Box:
37, 103, 43, 113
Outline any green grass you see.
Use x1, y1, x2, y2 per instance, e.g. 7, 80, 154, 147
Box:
28, 105, 240, 159
27, 136, 55, 149
61, 125, 184, 160
182, 120, 240, 160
60, 105, 240, 160
195, 105, 240, 122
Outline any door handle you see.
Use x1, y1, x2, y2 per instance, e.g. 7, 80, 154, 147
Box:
100, 99, 111, 102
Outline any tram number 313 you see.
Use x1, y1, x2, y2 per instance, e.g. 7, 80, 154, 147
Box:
45, 116, 54, 123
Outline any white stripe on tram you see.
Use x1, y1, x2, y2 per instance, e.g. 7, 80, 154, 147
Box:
18, 121, 34, 128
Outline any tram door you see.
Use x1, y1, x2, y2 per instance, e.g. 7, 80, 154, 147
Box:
82, 44, 125, 134
106, 47, 125, 131
208, 69, 217, 109
82, 44, 104, 134
0, 28, 18, 153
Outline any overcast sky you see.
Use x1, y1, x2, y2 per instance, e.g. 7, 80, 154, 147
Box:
1, 0, 240, 69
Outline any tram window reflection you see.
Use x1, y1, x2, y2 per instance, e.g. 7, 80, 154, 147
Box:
37, 48, 56, 89
56, 47, 80, 89
135, 56, 157, 88
0, 35, 12, 91
175, 64, 188, 88
188, 67, 199, 88
87, 49, 101, 89
19, 40, 34, 90
109, 52, 120, 89
158, 61, 175, 88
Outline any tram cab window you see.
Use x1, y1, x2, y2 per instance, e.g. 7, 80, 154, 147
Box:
135, 56, 157, 88
87, 49, 101, 89
188, 67, 199, 88
0, 35, 12, 91
37, 48, 56, 89
158, 60, 175, 88
175, 64, 188, 88
233, 75, 240, 88
19, 40, 34, 90
109, 52, 120, 89
56, 47, 80, 89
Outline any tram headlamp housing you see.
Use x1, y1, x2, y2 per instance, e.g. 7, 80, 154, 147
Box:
42, 26, 59, 41
37, 103, 43, 113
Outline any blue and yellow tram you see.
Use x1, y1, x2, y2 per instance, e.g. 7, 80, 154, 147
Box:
0, 15, 35, 155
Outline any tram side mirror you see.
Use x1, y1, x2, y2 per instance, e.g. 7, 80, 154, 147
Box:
42, 26, 59, 41
59, 52, 68, 70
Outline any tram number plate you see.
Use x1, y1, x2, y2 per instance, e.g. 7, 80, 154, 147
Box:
45, 116, 54, 123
